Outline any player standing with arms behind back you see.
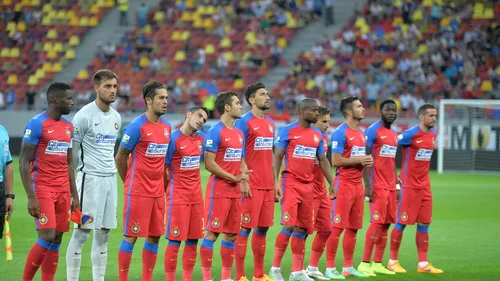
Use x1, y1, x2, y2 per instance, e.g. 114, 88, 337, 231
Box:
326, 96, 373, 279
387, 104, 443, 274
20, 82, 80, 281
163, 106, 208, 281
200, 91, 251, 281
269, 98, 334, 281
234, 82, 276, 281
115, 81, 171, 281
66, 69, 122, 281
357, 99, 399, 276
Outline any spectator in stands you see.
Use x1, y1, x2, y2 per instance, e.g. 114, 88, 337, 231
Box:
103, 42, 116, 61
119, 0, 129, 26
5, 90, 15, 110
325, 0, 335, 26
25, 87, 36, 111
137, 3, 148, 28
366, 76, 380, 109
0, 91, 4, 110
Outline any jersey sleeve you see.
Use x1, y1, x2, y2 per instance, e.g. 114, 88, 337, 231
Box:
204, 127, 221, 153
317, 134, 326, 156
164, 137, 177, 165
241, 131, 246, 158
365, 126, 377, 148
120, 123, 141, 151
330, 130, 346, 154
22, 119, 43, 145
4, 133, 12, 164
234, 119, 249, 139
72, 111, 88, 143
397, 129, 413, 147
275, 126, 289, 149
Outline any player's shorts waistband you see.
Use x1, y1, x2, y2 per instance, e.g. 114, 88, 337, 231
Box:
80, 172, 116, 178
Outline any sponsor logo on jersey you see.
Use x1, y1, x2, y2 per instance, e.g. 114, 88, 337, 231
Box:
45, 140, 71, 156
379, 145, 397, 158
145, 143, 169, 157
94, 134, 118, 145
164, 128, 170, 138
24, 129, 31, 139
180, 156, 201, 170
122, 134, 130, 144
350, 146, 366, 158
415, 148, 433, 161
292, 145, 316, 160
254, 137, 273, 150
332, 141, 338, 149
223, 148, 242, 162
206, 139, 213, 148
74, 127, 80, 136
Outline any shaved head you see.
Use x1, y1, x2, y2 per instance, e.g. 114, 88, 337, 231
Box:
297, 98, 320, 125
297, 98, 318, 112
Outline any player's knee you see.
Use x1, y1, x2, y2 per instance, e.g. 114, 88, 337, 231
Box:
146, 236, 161, 244
186, 239, 198, 246
94, 229, 110, 244
254, 227, 269, 235
73, 228, 91, 243
53, 233, 64, 244
123, 235, 137, 244
223, 233, 237, 242
38, 229, 57, 243
293, 227, 307, 235
204, 231, 219, 241
240, 227, 252, 234
283, 224, 295, 233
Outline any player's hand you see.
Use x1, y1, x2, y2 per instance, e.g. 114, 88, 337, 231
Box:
274, 182, 283, 202
364, 185, 373, 202
27, 197, 40, 218
240, 180, 252, 198
328, 184, 336, 200
235, 170, 252, 182
5, 198, 13, 221
359, 155, 374, 167
396, 186, 401, 203
397, 176, 402, 185
72, 197, 81, 211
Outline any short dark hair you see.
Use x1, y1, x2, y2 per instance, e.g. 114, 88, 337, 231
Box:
318, 106, 330, 117
142, 81, 166, 101
93, 69, 118, 86
189, 106, 209, 117
418, 103, 436, 116
47, 82, 72, 102
339, 96, 359, 117
215, 91, 237, 115
380, 99, 396, 111
244, 81, 265, 106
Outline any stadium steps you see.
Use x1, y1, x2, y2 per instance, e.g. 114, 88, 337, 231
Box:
260, 0, 359, 90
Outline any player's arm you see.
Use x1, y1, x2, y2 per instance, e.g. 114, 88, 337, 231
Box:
3, 139, 13, 220
204, 151, 243, 181
115, 125, 140, 182
363, 127, 376, 201
331, 131, 372, 167
71, 112, 88, 170
19, 122, 42, 218
316, 136, 335, 198
71, 142, 81, 170
115, 146, 131, 182
239, 158, 252, 198
67, 147, 80, 210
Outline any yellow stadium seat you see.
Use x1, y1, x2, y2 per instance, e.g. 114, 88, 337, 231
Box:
47, 29, 57, 39
53, 42, 64, 52
103, 0, 115, 8
65, 48, 76, 59
42, 16, 52, 26
154, 11, 164, 22
306, 79, 316, 90
56, 10, 66, 19
203, 18, 214, 29
7, 74, 18, 85
42, 4, 52, 12
6, 22, 16, 33
9, 48, 20, 57
411, 9, 423, 21
326, 59, 336, 69
43, 62, 53, 72
35, 68, 46, 79
70, 17, 79, 26
417, 44, 429, 55
139, 56, 149, 68
27, 75, 39, 86
43, 42, 53, 52
14, 3, 22, 12
0, 48, 9, 57
181, 31, 190, 41
193, 17, 203, 28
52, 62, 63, 72
69, 36, 80, 46
17, 21, 27, 32
174, 50, 186, 61
186, 0, 195, 9
79, 17, 89, 26
2, 0, 12, 5
90, 4, 100, 13
47, 50, 57, 59
77, 69, 89, 80
197, 6, 207, 15
181, 11, 193, 21
89, 17, 99, 26
224, 52, 234, 61
481, 80, 493, 92
171, 31, 181, 41
278, 38, 287, 48
220, 37, 232, 48
30, 0, 40, 5
484, 8, 494, 19
206, 6, 216, 15
204, 44, 215, 55
384, 58, 395, 69
67, 10, 76, 18
233, 78, 244, 90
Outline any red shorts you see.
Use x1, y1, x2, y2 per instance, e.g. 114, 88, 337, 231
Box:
35, 192, 70, 233
369, 188, 397, 224
397, 187, 432, 225
165, 203, 204, 241
280, 177, 314, 231
205, 197, 242, 234
331, 179, 364, 230
123, 195, 165, 237
241, 189, 274, 229
309, 195, 332, 234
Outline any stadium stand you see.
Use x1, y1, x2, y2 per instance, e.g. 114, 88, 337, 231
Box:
0, 0, 115, 109
271, 0, 500, 117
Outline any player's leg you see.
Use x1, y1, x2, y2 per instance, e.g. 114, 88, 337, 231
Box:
164, 204, 188, 281
371, 190, 397, 275
182, 202, 204, 281
307, 196, 331, 280
416, 189, 442, 274
325, 180, 346, 280
236, 193, 257, 281
201, 197, 226, 281
220, 198, 242, 281
252, 190, 274, 281
41, 231, 64, 281
141, 196, 166, 281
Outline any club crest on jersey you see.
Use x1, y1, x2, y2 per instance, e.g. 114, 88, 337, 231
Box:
269, 124, 273, 133
197, 142, 202, 151
65, 128, 71, 137
171, 226, 180, 237
242, 214, 251, 223
333, 214, 341, 223
400, 212, 408, 221
432, 138, 436, 148
164, 129, 170, 138
39, 213, 48, 225
283, 212, 291, 222
115, 123, 119, 130
372, 211, 380, 221
131, 223, 140, 233
314, 135, 319, 143
212, 218, 220, 228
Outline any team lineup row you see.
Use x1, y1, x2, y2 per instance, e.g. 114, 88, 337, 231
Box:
14, 69, 443, 281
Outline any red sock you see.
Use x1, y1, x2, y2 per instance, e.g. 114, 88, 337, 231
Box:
200, 239, 214, 281
23, 239, 50, 281
390, 227, 404, 260
142, 241, 159, 281
41, 246, 60, 281
252, 230, 267, 278
164, 241, 180, 281
272, 228, 292, 267
362, 224, 382, 262
221, 240, 235, 280
291, 233, 306, 272
416, 230, 429, 262
118, 239, 134, 281
309, 231, 331, 267
235, 230, 249, 279
326, 227, 343, 268
374, 224, 390, 263
182, 241, 198, 281
343, 228, 358, 268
